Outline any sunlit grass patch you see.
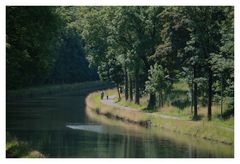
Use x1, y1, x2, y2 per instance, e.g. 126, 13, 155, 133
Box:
173, 80, 189, 91
86, 92, 150, 124
116, 99, 147, 110
150, 114, 233, 144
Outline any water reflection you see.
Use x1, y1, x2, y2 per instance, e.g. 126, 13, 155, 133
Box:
66, 124, 105, 134
86, 106, 234, 158
7, 93, 234, 158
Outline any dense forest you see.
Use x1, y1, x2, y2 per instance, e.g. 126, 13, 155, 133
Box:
6, 7, 99, 90
6, 6, 234, 120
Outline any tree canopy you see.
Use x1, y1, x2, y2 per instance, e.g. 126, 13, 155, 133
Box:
6, 6, 234, 120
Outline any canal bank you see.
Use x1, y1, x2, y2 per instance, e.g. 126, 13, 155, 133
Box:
86, 102, 234, 157
86, 90, 234, 145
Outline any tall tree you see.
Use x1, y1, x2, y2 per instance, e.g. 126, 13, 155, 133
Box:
115, 7, 164, 105
77, 7, 111, 81
210, 7, 234, 117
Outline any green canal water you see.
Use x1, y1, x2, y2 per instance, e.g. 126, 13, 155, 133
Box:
6, 91, 234, 158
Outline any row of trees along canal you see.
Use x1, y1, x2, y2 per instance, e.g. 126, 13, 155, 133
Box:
6, 6, 234, 120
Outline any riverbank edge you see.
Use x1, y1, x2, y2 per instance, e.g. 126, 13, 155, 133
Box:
86, 91, 234, 145
7, 81, 114, 100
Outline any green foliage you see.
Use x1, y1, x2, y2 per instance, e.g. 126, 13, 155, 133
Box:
6, 6, 99, 89
6, 132, 45, 158
153, 7, 190, 79
49, 27, 98, 83
6, 7, 63, 89
76, 7, 111, 80
145, 63, 165, 94
6, 6, 234, 117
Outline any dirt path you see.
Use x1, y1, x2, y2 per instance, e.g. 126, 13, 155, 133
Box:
101, 95, 184, 120
101, 96, 139, 112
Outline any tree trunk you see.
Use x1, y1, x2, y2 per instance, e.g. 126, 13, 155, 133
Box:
160, 90, 164, 107
134, 69, 140, 104
220, 74, 223, 118
191, 83, 193, 114
158, 92, 161, 107
193, 65, 198, 120
208, 67, 213, 121
117, 84, 121, 101
124, 66, 129, 101
147, 93, 156, 108
129, 75, 133, 101
143, 59, 157, 110
106, 63, 111, 81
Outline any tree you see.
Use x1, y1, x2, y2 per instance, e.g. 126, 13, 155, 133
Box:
49, 27, 98, 84
151, 7, 191, 111
76, 7, 111, 81
109, 61, 124, 100
210, 7, 234, 118
114, 7, 164, 105
183, 7, 226, 120
145, 64, 167, 108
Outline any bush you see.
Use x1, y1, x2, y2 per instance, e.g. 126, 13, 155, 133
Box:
171, 97, 189, 110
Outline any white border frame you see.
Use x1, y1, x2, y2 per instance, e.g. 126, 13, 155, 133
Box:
1, 0, 239, 163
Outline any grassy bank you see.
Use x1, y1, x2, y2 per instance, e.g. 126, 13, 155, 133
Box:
6, 132, 45, 158
7, 81, 114, 99
86, 104, 234, 157
86, 90, 150, 127
113, 81, 234, 129
86, 89, 234, 145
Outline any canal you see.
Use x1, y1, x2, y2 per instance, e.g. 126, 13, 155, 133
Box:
6, 90, 233, 158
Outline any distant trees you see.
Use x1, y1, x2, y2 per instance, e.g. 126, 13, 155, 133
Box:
6, 6, 98, 89
49, 27, 98, 84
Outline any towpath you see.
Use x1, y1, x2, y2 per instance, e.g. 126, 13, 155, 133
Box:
101, 95, 234, 132
101, 95, 184, 120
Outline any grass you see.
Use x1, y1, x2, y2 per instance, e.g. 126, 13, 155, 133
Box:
149, 114, 233, 144
113, 80, 234, 129
116, 99, 147, 110
86, 92, 149, 124
6, 132, 45, 158
86, 82, 234, 145
173, 80, 189, 90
